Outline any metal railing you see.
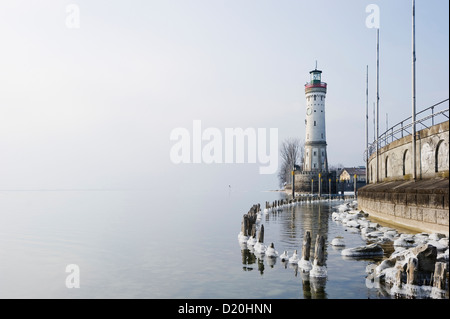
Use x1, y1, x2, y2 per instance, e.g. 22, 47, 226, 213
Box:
364, 98, 449, 160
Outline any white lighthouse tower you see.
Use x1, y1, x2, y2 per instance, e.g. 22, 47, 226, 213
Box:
303, 66, 328, 173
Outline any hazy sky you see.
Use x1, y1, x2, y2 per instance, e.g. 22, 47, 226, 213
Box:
0, 0, 448, 191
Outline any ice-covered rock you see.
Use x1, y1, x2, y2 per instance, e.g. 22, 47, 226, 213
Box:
331, 212, 340, 221
331, 236, 345, 246
393, 234, 416, 247
247, 236, 257, 246
365, 231, 384, 239
288, 250, 300, 264
375, 257, 397, 275
427, 240, 448, 252
341, 243, 384, 257
411, 244, 437, 272
346, 220, 360, 228
383, 230, 398, 239
310, 263, 327, 278
429, 233, 446, 241
438, 237, 449, 247
280, 250, 289, 262
376, 236, 393, 244
298, 258, 312, 272
254, 242, 267, 254
265, 243, 279, 258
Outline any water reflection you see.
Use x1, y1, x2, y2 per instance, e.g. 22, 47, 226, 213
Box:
240, 200, 332, 298
237, 196, 405, 299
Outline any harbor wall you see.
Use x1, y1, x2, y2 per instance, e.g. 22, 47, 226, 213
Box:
359, 121, 449, 234
358, 179, 449, 235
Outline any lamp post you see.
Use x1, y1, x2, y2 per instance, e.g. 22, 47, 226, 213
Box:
329, 178, 331, 200
318, 173, 322, 198
292, 166, 296, 199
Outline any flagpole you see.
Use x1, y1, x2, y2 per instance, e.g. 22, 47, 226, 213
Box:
365, 65, 369, 184
376, 28, 380, 183
412, 0, 417, 180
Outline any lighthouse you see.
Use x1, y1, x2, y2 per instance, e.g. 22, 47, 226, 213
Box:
303, 67, 328, 173
293, 65, 335, 194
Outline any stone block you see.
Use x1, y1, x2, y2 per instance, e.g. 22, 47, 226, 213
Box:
404, 206, 411, 219
409, 206, 418, 221
398, 193, 407, 205
394, 205, 404, 218
423, 209, 437, 224
416, 207, 423, 222
416, 194, 429, 207
407, 193, 417, 206
429, 194, 444, 209
436, 209, 449, 226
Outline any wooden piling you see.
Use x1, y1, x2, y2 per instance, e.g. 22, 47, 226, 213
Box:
301, 231, 311, 261
314, 234, 326, 267
258, 224, 264, 243
242, 215, 248, 236
406, 257, 419, 286
395, 267, 403, 289
251, 224, 256, 239
433, 262, 447, 291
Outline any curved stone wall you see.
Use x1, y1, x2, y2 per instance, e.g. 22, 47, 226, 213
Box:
367, 121, 449, 183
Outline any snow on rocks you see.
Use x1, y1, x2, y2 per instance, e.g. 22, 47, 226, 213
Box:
331, 236, 345, 247
265, 243, 279, 258
280, 251, 289, 262
331, 201, 449, 299
366, 240, 449, 299
341, 243, 384, 257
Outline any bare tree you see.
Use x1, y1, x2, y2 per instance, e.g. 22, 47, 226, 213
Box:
278, 138, 304, 187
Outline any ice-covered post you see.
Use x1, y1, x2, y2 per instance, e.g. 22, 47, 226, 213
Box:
314, 235, 326, 267
433, 262, 447, 291
310, 234, 327, 278
241, 215, 248, 236
301, 231, 311, 261
406, 257, 419, 286
258, 224, 264, 243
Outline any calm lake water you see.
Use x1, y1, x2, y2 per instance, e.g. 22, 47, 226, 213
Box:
0, 188, 393, 299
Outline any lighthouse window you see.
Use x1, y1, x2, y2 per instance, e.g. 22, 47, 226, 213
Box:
314, 110, 316, 112
313, 151, 317, 156
321, 133, 323, 138
314, 121, 316, 126
321, 96, 323, 101
314, 95, 316, 101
